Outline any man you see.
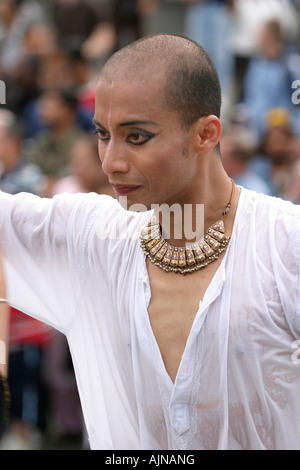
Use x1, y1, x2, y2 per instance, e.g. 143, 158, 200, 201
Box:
0, 34, 299, 450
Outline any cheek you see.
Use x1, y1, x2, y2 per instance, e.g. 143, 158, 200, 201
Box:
146, 152, 193, 195
97, 141, 103, 162
158, 143, 193, 177
149, 138, 188, 173
143, 156, 174, 185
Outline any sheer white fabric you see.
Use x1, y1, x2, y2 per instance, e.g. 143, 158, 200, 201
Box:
0, 188, 300, 450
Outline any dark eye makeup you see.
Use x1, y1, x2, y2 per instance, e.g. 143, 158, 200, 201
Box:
92, 128, 110, 141
93, 127, 155, 146
126, 130, 155, 146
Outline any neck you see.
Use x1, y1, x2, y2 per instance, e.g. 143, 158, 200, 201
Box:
158, 165, 237, 247
139, 154, 242, 274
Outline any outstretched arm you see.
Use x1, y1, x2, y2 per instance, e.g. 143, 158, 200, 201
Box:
0, 190, 113, 334
0, 190, 85, 334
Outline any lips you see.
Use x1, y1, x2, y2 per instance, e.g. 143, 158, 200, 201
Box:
111, 184, 141, 196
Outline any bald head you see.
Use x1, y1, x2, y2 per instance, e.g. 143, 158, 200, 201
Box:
99, 34, 222, 129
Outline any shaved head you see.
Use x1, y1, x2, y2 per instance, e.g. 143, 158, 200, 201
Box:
99, 34, 222, 130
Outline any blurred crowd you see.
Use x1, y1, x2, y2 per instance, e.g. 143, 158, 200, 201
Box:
0, 0, 299, 450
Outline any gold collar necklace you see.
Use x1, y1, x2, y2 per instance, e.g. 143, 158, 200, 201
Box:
140, 179, 235, 275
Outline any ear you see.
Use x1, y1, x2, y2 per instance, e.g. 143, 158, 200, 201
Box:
191, 115, 222, 156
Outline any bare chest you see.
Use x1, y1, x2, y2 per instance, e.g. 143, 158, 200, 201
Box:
146, 256, 223, 383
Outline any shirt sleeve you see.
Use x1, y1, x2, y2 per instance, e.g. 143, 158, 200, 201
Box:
295, 206, 300, 332
270, 197, 300, 336
0, 190, 101, 334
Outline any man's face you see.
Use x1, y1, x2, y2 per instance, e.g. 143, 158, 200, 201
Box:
93, 77, 198, 210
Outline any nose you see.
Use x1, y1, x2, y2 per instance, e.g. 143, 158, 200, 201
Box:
100, 139, 130, 176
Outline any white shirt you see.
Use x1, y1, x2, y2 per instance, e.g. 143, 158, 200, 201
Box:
0, 187, 300, 450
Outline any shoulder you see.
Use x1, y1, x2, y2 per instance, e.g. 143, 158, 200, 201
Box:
239, 187, 300, 268
241, 188, 300, 222
64, 193, 120, 230
69, 193, 151, 240
70, 192, 147, 221
238, 188, 300, 261
239, 189, 300, 332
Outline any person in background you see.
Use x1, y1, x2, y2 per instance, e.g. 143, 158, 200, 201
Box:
51, 134, 115, 197
112, 0, 159, 50
51, 0, 116, 66
3, 22, 57, 116
22, 48, 95, 139
0, 109, 45, 195
184, 0, 234, 106
0, 0, 46, 76
220, 132, 273, 195
25, 87, 84, 196
229, 0, 298, 102
51, 0, 102, 47
242, 19, 299, 139
249, 107, 296, 198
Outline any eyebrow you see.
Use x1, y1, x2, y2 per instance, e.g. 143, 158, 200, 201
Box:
92, 119, 104, 128
92, 119, 157, 128
118, 120, 157, 127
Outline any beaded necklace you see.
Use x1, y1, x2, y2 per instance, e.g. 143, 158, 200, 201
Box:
140, 179, 235, 274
